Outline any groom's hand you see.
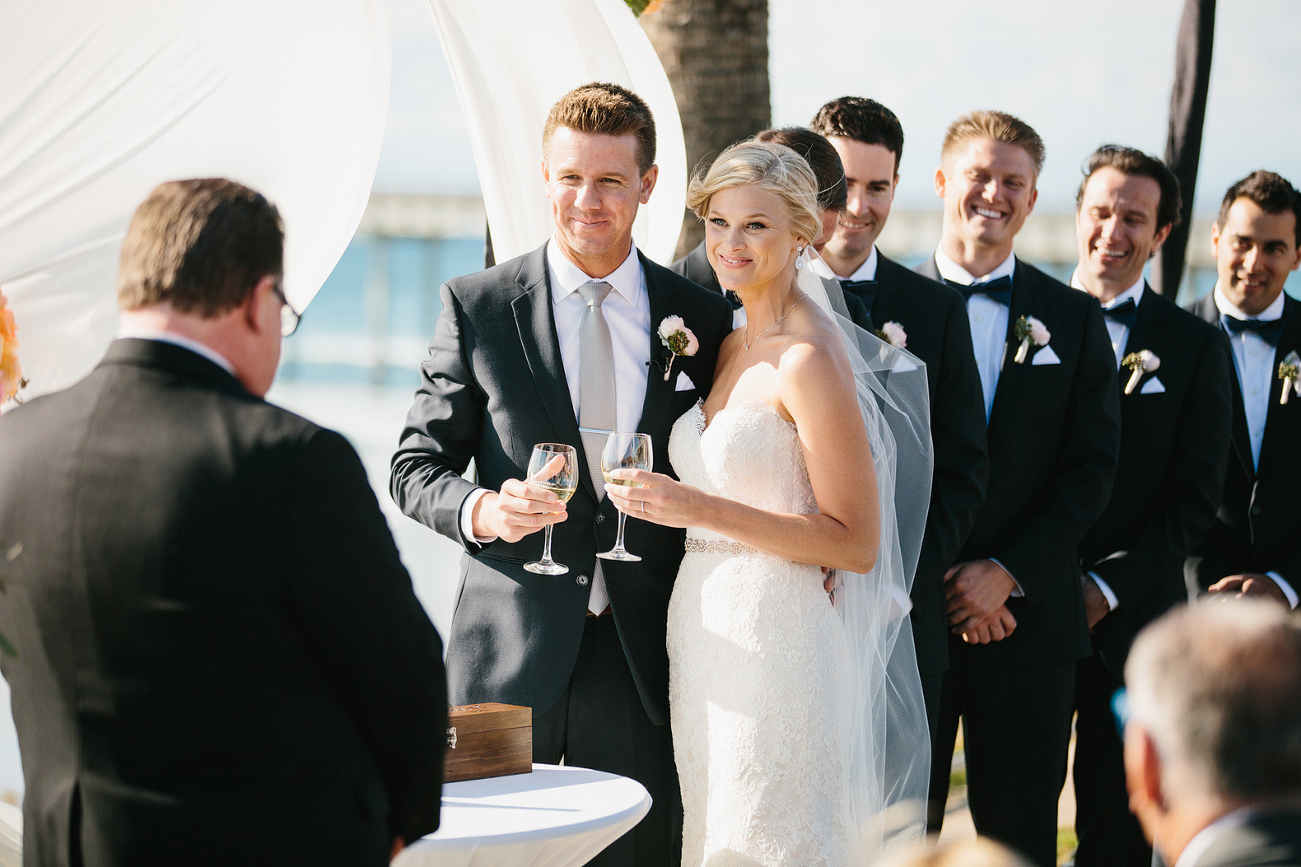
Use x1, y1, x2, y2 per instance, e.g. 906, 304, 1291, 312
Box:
472, 458, 569, 543
944, 559, 1016, 636
959, 605, 1017, 644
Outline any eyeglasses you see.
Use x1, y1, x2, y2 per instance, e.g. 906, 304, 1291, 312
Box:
271, 283, 301, 337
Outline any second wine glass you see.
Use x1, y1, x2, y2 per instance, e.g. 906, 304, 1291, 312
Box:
523, 443, 578, 575
597, 432, 652, 562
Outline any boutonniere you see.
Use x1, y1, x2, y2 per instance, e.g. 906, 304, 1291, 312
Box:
1122, 349, 1161, 395
1013, 315, 1050, 364
655, 316, 698, 381
0, 288, 28, 408
876, 321, 907, 349
1279, 351, 1301, 405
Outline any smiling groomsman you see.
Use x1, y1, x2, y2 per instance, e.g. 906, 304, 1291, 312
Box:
916, 111, 1121, 866
1069, 145, 1233, 867
808, 97, 987, 806
1186, 170, 1301, 609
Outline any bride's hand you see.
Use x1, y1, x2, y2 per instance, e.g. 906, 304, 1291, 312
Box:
603, 469, 707, 529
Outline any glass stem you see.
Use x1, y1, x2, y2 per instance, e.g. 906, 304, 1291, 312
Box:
614, 511, 629, 553
541, 523, 555, 564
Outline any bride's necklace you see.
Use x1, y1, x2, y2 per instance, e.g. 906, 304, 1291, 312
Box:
743, 293, 806, 351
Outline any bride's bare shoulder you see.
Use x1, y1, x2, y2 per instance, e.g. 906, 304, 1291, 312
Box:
777, 298, 854, 377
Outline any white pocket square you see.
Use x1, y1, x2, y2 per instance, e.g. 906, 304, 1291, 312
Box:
1031, 345, 1061, 366
675, 371, 696, 392
1140, 376, 1166, 394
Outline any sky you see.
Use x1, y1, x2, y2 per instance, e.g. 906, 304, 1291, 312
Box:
374, 0, 1301, 214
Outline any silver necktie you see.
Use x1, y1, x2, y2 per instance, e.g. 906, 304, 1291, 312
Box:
578, 281, 616, 615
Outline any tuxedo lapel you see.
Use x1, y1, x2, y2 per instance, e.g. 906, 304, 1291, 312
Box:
1258, 298, 1301, 473
510, 249, 594, 498
1194, 294, 1255, 481
985, 260, 1036, 428
1120, 285, 1165, 370
636, 255, 678, 440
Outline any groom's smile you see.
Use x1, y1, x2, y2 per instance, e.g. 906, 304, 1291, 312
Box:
544, 126, 658, 279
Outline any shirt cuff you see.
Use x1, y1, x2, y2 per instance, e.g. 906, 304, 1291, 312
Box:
989, 558, 1024, 598
1267, 571, 1299, 610
1087, 571, 1119, 612
460, 487, 498, 545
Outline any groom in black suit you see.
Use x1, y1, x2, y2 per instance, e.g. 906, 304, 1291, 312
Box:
0, 179, 448, 866
916, 111, 1121, 866
808, 99, 988, 804
1068, 146, 1233, 867
392, 82, 732, 867
1186, 170, 1301, 609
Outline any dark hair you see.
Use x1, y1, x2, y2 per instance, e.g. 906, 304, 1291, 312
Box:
1076, 145, 1182, 232
756, 127, 847, 212
1217, 170, 1301, 247
941, 110, 1045, 176
542, 82, 657, 176
117, 178, 283, 317
809, 97, 904, 175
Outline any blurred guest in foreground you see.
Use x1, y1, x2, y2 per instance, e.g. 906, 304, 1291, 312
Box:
1123, 599, 1301, 867
0, 178, 448, 866
1069, 145, 1234, 867
1186, 171, 1301, 610
879, 838, 1035, 867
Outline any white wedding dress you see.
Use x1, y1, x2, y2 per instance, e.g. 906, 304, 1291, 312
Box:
667, 398, 854, 866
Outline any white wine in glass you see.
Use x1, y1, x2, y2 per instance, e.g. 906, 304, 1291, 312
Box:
597, 432, 652, 562
523, 443, 578, 575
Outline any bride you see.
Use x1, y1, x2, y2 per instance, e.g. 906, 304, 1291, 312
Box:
604, 141, 932, 865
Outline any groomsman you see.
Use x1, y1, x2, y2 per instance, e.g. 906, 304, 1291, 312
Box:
916, 111, 1121, 866
1186, 170, 1301, 608
671, 126, 869, 330
392, 83, 733, 867
808, 97, 988, 792
1069, 146, 1234, 867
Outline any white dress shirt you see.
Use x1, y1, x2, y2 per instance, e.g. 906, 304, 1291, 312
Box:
460, 239, 652, 544
1213, 285, 1297, 609
1072, 271, 1146, 368
813, 244, 878, 283
935, 248, 1015, 421
115, 325, 237, 376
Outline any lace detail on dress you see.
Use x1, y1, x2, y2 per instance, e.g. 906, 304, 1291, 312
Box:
667, 400, 851, 867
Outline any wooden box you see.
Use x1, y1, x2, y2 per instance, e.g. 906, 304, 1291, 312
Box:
444, 703, 532, 783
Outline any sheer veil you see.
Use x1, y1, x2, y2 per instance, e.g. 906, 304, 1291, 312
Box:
797, 265, 933, 859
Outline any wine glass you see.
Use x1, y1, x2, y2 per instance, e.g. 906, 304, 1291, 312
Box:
523, 443, 578, 575
597, 432, 652, 562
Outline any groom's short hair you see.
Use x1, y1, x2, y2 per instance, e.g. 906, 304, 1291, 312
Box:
940, 110, 1045, 177
543, 82, 657, 176
809, 97, 905, 176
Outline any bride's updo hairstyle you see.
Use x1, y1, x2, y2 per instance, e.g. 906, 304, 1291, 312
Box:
686, 140, 822, 246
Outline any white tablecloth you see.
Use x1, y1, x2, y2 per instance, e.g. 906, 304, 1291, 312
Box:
395, 764, 650, 867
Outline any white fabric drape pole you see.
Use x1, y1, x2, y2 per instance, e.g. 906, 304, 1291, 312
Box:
0, 0, 390, 400
422, 0, 687, 266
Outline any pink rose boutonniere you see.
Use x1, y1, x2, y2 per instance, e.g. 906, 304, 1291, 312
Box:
657, 316, 698, 381
876, 321, 907, 349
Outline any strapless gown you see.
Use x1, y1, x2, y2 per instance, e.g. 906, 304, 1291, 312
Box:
667, 400, 852, 867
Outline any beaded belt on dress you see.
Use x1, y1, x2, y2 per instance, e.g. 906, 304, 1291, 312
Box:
685, 538, 762, 556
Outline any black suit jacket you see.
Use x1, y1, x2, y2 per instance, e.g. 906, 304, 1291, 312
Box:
1196, 809, 1301, 867
1187, 293, 1301, 593
0, 340, 447, 867
1081, 286, 1234, 677
844, 254, 988, 678
917, 257, 1121, 663
392, 243, 733, 726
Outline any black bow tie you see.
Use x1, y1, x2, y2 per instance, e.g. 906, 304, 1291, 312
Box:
947, 275, 1013, 307
1103, 299, 1138, 331
1222, 315, 1285, 347
839, 279, 877, 316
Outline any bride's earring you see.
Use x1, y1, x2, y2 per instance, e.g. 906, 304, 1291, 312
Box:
794, 246, 806, 270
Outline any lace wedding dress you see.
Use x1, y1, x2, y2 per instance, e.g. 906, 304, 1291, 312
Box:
667, 399, 854, 866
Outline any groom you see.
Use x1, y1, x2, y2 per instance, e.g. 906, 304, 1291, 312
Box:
391, 82, 732, 867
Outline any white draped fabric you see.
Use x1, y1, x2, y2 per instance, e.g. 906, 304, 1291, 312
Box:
0, 0, 390, 400
421, 0, 686, 266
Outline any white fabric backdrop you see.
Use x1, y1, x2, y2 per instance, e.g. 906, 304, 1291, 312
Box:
0, 0, 391, 400
422, 0, 686, 266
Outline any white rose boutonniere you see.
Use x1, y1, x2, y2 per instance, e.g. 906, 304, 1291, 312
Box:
656, 316, 699, 381
1279, 351, 1301, 405
1013, 315, 1050, 364
1122, 349, 1161, 395
876, 321, 907, 349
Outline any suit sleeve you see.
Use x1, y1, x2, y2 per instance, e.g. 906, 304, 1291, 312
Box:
1091, 332, 1234, 608
912, 292, 988, 608
997, 301, 1122, 601
390, 282, 485, 551
290, 428, 448, 845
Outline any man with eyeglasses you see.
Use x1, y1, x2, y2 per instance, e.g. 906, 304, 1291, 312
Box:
0, 178, 448, 867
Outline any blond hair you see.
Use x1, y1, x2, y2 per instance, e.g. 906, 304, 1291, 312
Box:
542, 82, 657, 175
940, 110, 1045, 175
685, 140, 821, 245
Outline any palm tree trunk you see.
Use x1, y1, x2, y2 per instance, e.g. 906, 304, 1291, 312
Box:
639, 0, 771, 260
